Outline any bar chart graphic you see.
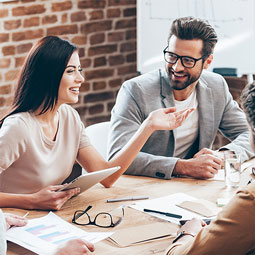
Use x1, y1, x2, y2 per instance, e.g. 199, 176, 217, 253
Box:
25, 223, 78, 244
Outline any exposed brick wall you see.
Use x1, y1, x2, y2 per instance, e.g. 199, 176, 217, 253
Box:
0, 0, 137, 126
0, 0, 250, 150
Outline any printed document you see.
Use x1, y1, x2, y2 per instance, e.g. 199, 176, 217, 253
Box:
6, 212, 113, 254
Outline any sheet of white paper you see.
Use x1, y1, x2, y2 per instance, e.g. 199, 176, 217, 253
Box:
6, 212, 113, 254
131, 193, 216, 224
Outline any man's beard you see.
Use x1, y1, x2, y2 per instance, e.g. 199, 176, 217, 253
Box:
167, 67, 202, 90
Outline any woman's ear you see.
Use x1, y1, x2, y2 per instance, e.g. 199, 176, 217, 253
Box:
203, 54, 213, 69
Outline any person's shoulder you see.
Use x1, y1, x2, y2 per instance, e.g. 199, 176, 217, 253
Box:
3, 112, 30, 128
58, 104, 81, 122
122, 69, 161, 95
199, 70, 227, 89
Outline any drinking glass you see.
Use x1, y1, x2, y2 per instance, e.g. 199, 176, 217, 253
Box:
224, 151, 241, 188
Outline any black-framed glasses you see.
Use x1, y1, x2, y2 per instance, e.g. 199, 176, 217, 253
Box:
163, 46, 207, 68
72, 205, 124, 228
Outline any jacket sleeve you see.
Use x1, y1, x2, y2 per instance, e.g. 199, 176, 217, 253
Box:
217, 77, 254, 161
107, 80, 177, 179
166, 183, 255, 255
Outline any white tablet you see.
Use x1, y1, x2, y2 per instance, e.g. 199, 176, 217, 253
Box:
59, 166, 120, 193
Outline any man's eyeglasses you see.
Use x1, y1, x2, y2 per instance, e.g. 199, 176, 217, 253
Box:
72, 205, 124, 228
163, 46, 207, 68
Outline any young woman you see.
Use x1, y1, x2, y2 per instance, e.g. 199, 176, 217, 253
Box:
0, 36, 193, 210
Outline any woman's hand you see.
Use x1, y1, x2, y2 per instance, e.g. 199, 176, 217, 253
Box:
147, 107, 194, 131
4, 213, 28, 230
30, 185, 80, 210
54, 238, 95, 255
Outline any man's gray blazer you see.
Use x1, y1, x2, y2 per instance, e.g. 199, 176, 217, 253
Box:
108, 69, 253, 179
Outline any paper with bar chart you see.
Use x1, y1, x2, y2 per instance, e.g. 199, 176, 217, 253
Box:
6, 212, 113, 254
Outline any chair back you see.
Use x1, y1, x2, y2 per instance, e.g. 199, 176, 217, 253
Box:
85, 121, 110, 160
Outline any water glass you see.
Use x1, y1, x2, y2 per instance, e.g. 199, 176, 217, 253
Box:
224, 151, 241, 188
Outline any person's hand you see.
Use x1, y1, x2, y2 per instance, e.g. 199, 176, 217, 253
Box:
147, 107, 194, 131
178, 218, 205, 236
174, 148, 223, 178
194, 148, 225, 168
4, 213, 28, 230
30, 185, 80, 210
54, 238, 95, 255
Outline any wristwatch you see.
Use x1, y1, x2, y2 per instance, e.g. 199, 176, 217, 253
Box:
172, 231, 195, 243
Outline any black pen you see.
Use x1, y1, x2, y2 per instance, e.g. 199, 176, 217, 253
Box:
144, 208, 182, 219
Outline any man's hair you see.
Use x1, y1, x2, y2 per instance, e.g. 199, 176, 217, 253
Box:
0, 36, 77, 127
168, 16, 218, 57
241, 81, 255, 135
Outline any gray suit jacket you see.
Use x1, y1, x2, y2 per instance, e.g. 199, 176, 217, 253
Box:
108, 69, 254, 179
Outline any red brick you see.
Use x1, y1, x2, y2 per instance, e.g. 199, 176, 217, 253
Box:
78, 48, 85, 58
81, 20, 112, 34
12, 5, 46, 16
107, 8, 121, 18
126, 52, 136, 62
109, 55, 125, 66
115, 18, 136, 29
89, 10, 104, 20
109, 0, 136, 6
78, 0, 106, 9
42, 15, 58, 25
61, 13, 68, 23
17, 43, 32, 54
0, 33, 9, 43
94, 57, 107, 67
117, 64, 136, 75
80, 82, 90, 92
72, 36, 87, 45
93, 81, 106, 90
4, 20, 21, 30
80, 58, 91, 68
47, 25, 78, 36
126, 29, 136, 40
12, 29, 44, 41
0, 9, 8, 18
2, 46, 15, 56
107, 101, 115, 111
0, 96, 12, 107
90, 33, 105, 45
5, 69, 19, 82
88, 44, 117, 56
120, 41, 136, 52
0, 85, 12, 94
107, 31, 124, 42
71, 11, 86, 22
84, 91, 114, 103
85, 68, 114, 80
109, 78, 122, 88
15, 57, 26, 67
88, 104, 104, 114
52, 1, 72, 12
123, 7, 136, 17
24, 17, 40, 27
0, 58, 11, 69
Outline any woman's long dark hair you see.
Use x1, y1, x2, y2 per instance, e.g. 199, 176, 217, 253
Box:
0, 35, 77, 127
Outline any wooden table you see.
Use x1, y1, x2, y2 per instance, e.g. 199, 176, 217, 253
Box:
5, 163, 254, 255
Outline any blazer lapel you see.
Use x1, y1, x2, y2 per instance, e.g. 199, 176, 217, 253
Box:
159, 69, 175, 108
197, 80, 215, 150
159, 69, 175, 156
